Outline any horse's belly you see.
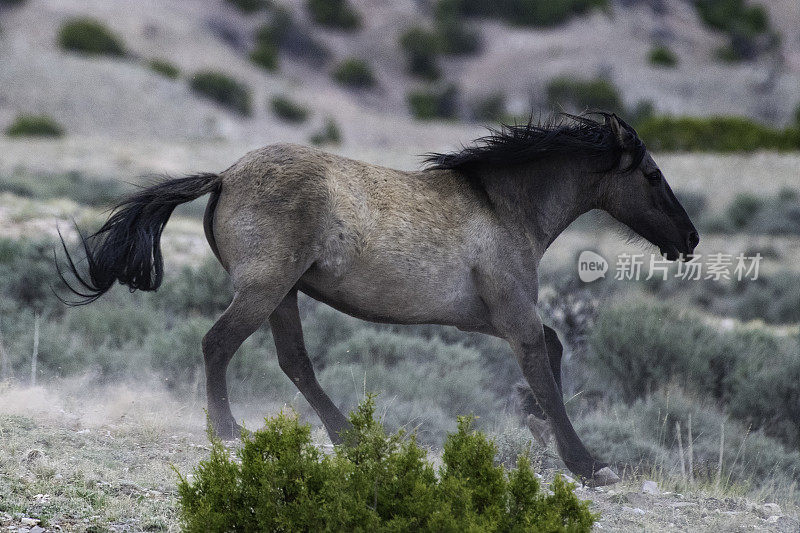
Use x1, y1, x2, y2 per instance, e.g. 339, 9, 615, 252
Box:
298, 260, 486, 327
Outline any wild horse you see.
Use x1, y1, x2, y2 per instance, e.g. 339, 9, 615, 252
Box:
58, 113, 698, 486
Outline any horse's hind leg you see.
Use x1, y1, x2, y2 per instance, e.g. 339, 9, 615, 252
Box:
543, 325, 563, 392
269, 289, 350, 443
203, 288, 272, 438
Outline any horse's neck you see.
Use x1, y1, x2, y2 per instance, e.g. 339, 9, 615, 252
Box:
480, 160, 598, 254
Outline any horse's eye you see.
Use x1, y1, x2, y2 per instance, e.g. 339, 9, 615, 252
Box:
646, 171, 661, 184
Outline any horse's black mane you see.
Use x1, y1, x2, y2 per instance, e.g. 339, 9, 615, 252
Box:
423, 112, 646, 174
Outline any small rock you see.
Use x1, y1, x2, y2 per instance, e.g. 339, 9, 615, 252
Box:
561, 474, 576, 484
30, 527, 45, 533
762, 503, 781, 516
671, 502, 697, 509
22, 450, 42, 464
641, 480, 659, 495
622, 506, 646, 515
766, 516, 780, 524
19, 519, 38, 527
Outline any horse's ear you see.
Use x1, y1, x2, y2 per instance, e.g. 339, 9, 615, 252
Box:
606, 113, 630, 149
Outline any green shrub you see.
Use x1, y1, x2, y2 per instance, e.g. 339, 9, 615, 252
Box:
0, 171, 123, 207
729, 336, 800, 447
332, 58, 376, 88
629, 100, 655, 127
442, 0, 607, 28
249, 44, 278, 71
269, 95, 310, 123
224, 0, 270, 13
148, 58, 180, 79
250, 21, 281, 71
156, 257, 232, 317
702, 190, 800, 235
636, 115, 800, 152
588, 300, 779, 404
253, 6, 330, 68
189, 71, 252, 116
472, 92, 507, 122
725, 193, 763, 229
317, 329, 498, 444
306, 0, 361, 30
57, 18, 126, 56
436, 16, 481, 56
576, 387, 800, 499
546, 76, 623, 113
695, 0, 771, 62
177, 398, 595, 532
644, 268, 800, 326
648, 45, 678, 67
399, 27, 441, 80
407, 85, 459, 120
5, 114, 64, 137
248, 8, 296, 72
794, 103, 800, 126
695, 0, 768, 37
145, 317, 210, 389
0, 239, 58, 313
309, 117, 342, 146
588, 299, 800, 448
714, 43, 741, 62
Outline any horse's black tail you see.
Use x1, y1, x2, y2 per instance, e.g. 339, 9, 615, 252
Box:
57, 173, 221, 305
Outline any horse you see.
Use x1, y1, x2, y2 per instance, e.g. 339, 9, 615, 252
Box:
58, 112, 698, 486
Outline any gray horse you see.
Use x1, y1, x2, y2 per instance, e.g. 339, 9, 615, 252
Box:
59, 113, 698, 486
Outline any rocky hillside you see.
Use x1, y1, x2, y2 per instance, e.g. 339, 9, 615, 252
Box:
0, 0, 798, 153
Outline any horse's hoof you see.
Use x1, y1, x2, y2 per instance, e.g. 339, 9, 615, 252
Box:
586, 466, 620, 487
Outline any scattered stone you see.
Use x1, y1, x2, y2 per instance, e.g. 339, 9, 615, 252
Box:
20, 518, 38, 526
641, 480, 659, 495
22, 450, 42, 464
30, 527, 45, 533
762, 503, 781, 516
117, 480, 145, 495
766, 516, 780, 524
670, 502, 697, 509
622, 506, 646, 515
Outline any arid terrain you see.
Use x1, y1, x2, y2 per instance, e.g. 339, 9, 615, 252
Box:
1, 0, 799, 531
1, 380, 799, 532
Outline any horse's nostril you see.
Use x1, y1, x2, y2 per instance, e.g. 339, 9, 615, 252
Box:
687, 231, 699, 249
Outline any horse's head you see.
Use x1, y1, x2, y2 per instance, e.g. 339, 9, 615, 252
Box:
601, 115, 699, 260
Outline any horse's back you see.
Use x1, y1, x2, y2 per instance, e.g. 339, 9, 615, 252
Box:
209, 143, 495, 326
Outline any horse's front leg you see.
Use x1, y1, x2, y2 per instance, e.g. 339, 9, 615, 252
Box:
488, 289, 619, 486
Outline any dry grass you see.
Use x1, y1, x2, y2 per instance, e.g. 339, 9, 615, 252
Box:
1, 379, 798, 532
0, 379, 296, 532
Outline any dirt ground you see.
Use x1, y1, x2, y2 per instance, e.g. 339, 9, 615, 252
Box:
0, 381, 798, 532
